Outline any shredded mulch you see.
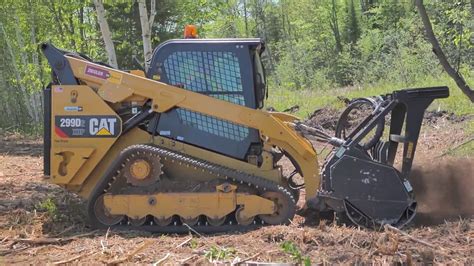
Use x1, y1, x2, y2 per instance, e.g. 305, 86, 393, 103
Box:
0, 111, 472, 264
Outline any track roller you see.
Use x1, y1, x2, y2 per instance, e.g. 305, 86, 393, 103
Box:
207, 216, 226, 226
153, 216, 172, 226
180, 216, 199, 226
129, 216, 147, 227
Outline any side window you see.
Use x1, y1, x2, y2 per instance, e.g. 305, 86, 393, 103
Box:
162, 51, 250, 141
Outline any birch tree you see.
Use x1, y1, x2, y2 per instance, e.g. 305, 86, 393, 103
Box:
2, 20, 36, 123
29, 0, 43, 123
93, 0, 118, 68
138, 0, 156, 71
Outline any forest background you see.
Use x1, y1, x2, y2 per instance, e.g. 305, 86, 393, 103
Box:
0, 0, 472, 133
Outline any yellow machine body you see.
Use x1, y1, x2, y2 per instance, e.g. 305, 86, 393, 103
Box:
46, 55, 319, 225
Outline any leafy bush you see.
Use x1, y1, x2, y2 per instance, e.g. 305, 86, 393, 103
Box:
280, 241, 311, 265
204, 246, 236, 262
35, 198, 59, 219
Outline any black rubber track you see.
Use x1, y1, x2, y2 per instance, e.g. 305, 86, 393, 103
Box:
87, 144, 296, 233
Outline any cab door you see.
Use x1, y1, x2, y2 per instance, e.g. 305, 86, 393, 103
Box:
146, 39, 262, 160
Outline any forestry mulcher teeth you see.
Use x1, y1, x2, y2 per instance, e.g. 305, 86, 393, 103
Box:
41, 40, 448, 233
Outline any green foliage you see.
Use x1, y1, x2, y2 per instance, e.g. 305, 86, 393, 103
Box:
280, 241, 311, 265
189, 238, 199, 249
35, 198, 59, 219
267, 74, 474, 119
343, 0, 361, 44
0, 0, 472, 132
204, 245, 236, 261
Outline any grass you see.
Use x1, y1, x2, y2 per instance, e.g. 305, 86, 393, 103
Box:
445, 139, 474, 157
280, 241, 311, 265
266, 74, 474, 118
204, 246, 236, 262
0, 125, 43, 137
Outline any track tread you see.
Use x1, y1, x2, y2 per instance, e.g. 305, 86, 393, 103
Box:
87, 144, 296, 233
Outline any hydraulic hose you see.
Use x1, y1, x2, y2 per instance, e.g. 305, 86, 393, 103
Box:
335, 97, 385, 150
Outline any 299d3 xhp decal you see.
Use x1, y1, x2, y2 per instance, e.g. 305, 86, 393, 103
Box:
54, 115, 121, 138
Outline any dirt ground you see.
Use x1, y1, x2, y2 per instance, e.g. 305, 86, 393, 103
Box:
0, 110, 473, 265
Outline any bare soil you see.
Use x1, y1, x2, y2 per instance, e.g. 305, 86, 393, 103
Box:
0, 112, 472, 265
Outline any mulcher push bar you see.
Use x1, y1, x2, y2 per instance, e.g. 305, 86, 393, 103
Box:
344, 86, 449, 179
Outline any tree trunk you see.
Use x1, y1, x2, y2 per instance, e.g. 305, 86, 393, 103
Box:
11, 16, 36, 122
30, 1, 42, 124
254, 0, 276, 72
138, 0, 156, 72
67, 15, 77, 50
0, 61, 13, 124
93, 0, 118, 68
330, 0, 343, 53
79, 5, 88, 52
415, 0, 474, 102
471, 0, 474, 16
243, 0, 249, 37
47, 0, 66, 44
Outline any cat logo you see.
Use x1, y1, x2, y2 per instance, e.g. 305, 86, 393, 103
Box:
55, 115, 121, 138
89, 118, 117, 136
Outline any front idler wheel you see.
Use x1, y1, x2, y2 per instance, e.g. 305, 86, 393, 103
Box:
93, 194, 124, 226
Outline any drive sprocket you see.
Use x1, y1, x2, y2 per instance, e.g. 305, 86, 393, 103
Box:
122, 150, 162, 187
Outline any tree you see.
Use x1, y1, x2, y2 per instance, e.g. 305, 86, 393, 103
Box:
415, 0, 474, 102
329, 0, 343, 53
94, 0, 118, 68
138, 0, 157, 71
360, 0, 376, 14
344, 0, 360, 45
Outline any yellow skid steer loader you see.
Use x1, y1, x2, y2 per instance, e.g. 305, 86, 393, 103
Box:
41, 37, 448, 232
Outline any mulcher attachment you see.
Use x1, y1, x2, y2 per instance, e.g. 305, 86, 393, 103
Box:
306, 86, 449, 228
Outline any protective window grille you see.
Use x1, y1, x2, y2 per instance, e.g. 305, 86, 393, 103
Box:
164, 51, 249, 141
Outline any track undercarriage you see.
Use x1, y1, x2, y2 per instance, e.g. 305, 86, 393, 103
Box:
88, 145, 296, 232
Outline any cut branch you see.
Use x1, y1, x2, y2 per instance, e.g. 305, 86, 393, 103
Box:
107, 240, 153, 264
384, 224, 436, 249
415, 0, 474, 102
12, 230, 99, 246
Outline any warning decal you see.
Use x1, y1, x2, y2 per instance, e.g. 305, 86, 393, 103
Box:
54, 115, 121, 138
85, 65, 110, 79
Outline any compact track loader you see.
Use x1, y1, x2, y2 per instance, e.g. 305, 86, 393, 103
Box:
41, 38, 448, 232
